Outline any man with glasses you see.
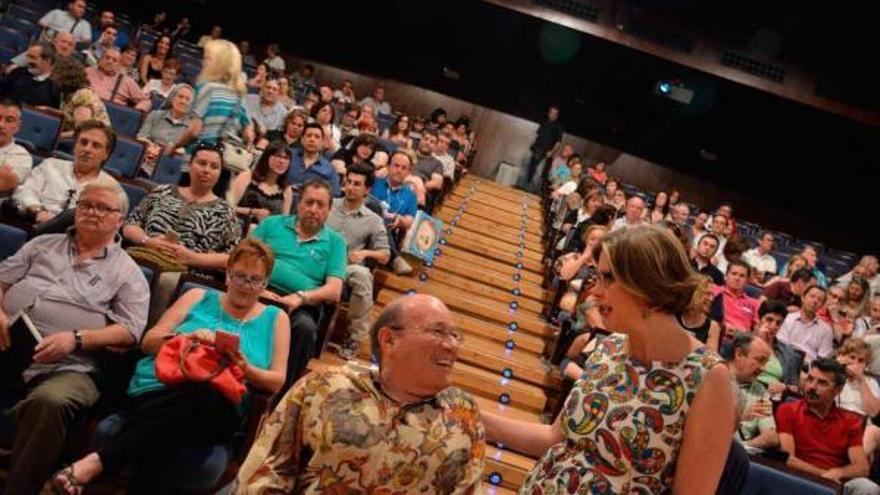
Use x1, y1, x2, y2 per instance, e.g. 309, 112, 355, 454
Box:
13, 120, 119, 235
0, 179, 149, 495
237, 293, 484, 493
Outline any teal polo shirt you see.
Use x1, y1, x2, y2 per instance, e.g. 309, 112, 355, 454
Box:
251, 215, 347, 295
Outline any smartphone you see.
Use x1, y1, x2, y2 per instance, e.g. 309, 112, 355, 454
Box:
164, 229, 180, 243
214, 331, 240, 353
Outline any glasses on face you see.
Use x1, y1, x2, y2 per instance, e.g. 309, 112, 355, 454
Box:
76, 200, 120, 217
396, 324, 464, 344
229, 272, 266, 290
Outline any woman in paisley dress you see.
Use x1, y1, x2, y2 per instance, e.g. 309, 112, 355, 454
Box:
484, 225, 736, 494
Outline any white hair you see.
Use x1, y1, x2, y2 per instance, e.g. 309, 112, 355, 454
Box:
81, 178, 129, 218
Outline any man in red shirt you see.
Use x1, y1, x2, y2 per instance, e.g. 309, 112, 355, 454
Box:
776, 358, 879, 494
713, 260, 761, 334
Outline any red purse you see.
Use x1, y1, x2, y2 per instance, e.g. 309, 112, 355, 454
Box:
154, 334, 247, 404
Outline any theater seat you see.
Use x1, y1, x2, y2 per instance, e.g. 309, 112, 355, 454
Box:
0, 223, 27, 261
105, 138, 145, 178
105, 102, 145, 137
152, 155, 185, 185
743, 461, 838, 495
17, 108, 62, 155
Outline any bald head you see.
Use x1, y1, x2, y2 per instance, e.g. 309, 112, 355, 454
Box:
53, 32, 75, 57
626, 196, 645, 223
370, 294, 450, 363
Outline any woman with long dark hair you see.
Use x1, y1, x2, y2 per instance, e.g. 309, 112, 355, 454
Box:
139, 35, 172, 85
228, 140, 293, 223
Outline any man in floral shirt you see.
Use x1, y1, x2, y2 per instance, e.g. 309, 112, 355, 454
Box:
236, 294, 485, 494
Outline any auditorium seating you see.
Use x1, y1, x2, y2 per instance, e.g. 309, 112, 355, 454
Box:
0, 0, 874, 492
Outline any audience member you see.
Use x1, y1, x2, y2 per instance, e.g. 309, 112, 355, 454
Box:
726, 333, 778, 450
0, 100, 33, 203
0, 42, 60, 108
250, 179, 345, 382
236, 294, 483, 493
777, 285, 833, 361
85, 47, 150, 111
38, 0, 91, 44
0, 180, 148, 495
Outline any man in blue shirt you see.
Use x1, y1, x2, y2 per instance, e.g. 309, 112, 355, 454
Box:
287, 123, 340, 197
371, 149, 418, 275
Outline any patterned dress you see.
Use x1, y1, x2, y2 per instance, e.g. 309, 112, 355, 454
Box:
521, 334, 723, 495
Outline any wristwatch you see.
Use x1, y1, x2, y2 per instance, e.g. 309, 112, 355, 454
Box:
73, 329, 83, 351
295, 290, 307, 305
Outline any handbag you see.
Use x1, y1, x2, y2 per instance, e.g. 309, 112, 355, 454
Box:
126, 246, 188, 272
221, 143, 255, 173
219, 100, 254, 173
154, 334, 246, 404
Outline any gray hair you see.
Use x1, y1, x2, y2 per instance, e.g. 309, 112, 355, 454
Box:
36, 41, 57, 65
81, 178, 129, 218
370, 299, 407, 364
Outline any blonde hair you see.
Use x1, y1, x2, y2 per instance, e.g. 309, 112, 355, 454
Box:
580, 224, 608, 247
837, 337, 872, 363
594, 225, 701, 314
198, 39, 246, 96
686, 275, 713, 313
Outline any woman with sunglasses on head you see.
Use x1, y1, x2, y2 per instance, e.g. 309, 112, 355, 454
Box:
483, 226, 736, 494
123, 144, 242, 325
53, 239, 290, 495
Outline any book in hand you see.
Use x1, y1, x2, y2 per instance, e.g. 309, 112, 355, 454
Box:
0, 310, 43, 385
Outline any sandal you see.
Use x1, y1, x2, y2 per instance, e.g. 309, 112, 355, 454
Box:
51, 464, 83, 495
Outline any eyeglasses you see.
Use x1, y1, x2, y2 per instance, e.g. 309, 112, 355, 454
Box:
229, 272, 266, 289
76, 200, 120, 217
394, 324, 464, 344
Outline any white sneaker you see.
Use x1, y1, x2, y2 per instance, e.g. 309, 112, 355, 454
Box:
392, 257, 413, 275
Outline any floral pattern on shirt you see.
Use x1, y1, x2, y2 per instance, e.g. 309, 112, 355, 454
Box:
520, 334, 723, 495
236, 363, 485, 494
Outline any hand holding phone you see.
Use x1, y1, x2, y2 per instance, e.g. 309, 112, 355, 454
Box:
214, 330, 240, 354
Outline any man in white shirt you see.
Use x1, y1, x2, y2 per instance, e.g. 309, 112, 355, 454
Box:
0, 99, 33, 204
359, 85, 392, 115
263, 43, 286, 74
743, 231, 778, 285
7, 32, 76, 75
38, 0, 92, 44
777, 285, 833, 362
433, 131, 456, 180
611, 196, 646, 232
197, 25, 222, 48
14, 121, 119, 233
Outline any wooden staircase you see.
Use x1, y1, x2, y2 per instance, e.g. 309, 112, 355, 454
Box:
311, 175, 558, 493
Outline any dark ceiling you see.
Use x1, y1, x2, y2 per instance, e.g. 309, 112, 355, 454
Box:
113, 0, 879, 251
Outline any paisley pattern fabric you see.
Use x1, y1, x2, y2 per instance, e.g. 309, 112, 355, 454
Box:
521, 334, 723, 495
236, 363, 485, 494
